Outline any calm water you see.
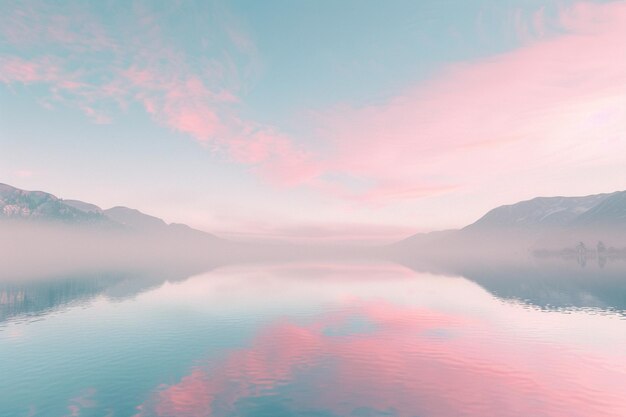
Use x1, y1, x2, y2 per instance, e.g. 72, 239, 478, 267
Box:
1, 261, 626, 417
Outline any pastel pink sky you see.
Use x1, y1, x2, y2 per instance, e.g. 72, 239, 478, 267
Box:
1, 0, 625, 242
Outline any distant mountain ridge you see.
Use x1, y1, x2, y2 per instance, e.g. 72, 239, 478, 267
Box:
0, 183, 220, 240
63, 199, 104, 214
395, 190, 626, 256
103, 206, 167, 231
4, 182, 625, 255
570, 191, 626, 227
0, 183, 110, 224
465, 191, 626, 232
463, 193, 613, 230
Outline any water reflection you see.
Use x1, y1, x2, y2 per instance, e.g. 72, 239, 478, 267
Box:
0, 273, 122, 322
463, 262, 626, 313
398, 257, 626, 313
1, 261, 625, 417
3, 256, 625, 325
0, 264, 216, 324
136, 300, 626, 417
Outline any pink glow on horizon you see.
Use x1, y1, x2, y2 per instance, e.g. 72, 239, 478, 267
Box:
209, 219, 418, 244
134, 300, 626, 417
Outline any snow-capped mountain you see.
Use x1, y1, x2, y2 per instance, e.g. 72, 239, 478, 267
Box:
393, 190, 626, 256
1, 183, 227, 279
463, 193, 612, 230
0, 183, 110, 224
0, 183, 220, 240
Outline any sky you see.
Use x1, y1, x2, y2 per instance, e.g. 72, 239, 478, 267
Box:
1, 0, 625, 244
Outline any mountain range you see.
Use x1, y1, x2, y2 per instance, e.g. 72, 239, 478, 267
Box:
394, 190, 626, 258
3, 182, 626, 259
0, 183, 229, 279
0, 182, 220, 240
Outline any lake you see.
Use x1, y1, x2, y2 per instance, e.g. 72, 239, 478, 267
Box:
1, 260, 626, 417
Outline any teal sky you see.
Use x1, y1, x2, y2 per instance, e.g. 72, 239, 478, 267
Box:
1, 0, 625, 242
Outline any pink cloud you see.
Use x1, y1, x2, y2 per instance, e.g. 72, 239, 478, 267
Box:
0, 56, 63, 84
120, 66, 226, 141
1, 2, 319, 192
164, 105, 220, 141
227, 125, 322, 185
0, 2, 277, 163
316, 180, 460, 205
0, 55, 115, 123
2, 1, 624, 205
311, 1, 626, 202
120, 64, 318, 181
0, 2, 115, 52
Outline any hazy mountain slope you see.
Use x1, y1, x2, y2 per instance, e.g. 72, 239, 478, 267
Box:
1, 183, 227, 279
104, 206, 168, 231
0, 183, 221, 241
63, 199, 103, 214
103, 207, 221, 243
570, 191, 626, 228
394, 190, 626, 257
1, 183, 109, 224
463, 194, 610, 231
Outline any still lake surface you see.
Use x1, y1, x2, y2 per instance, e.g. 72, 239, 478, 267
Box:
1, 260, 626, 417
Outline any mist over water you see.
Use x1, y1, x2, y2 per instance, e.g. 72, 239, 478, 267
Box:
3, 0, 626, 414
2, 256, 625, 417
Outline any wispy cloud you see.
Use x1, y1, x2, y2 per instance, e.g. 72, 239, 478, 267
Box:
0, 1, 115, 51
0, 56, 63, 84
311, 1, 626, 202
0, 1, 315, 178
1, 1, 625, 208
